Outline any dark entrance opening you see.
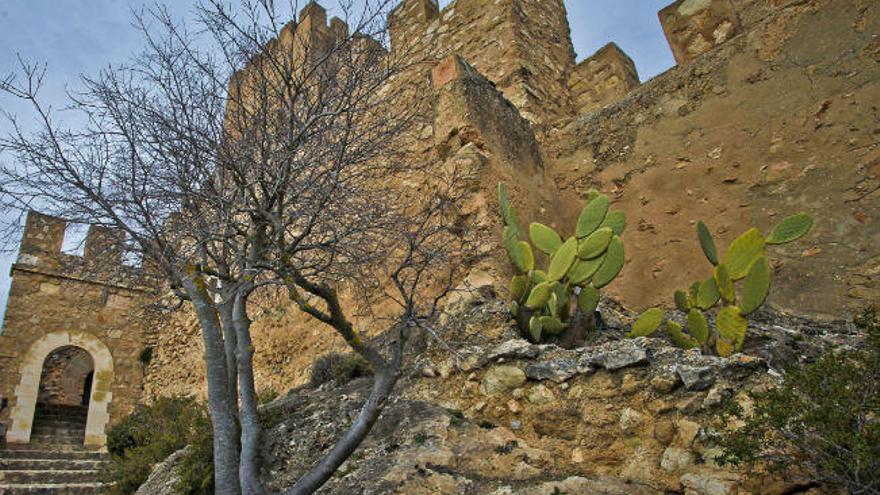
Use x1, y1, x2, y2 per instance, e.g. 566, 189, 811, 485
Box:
31, 346, 94, 447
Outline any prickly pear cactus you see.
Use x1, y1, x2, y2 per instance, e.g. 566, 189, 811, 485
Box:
628, 213, 813, 356
499, 182, 627, 343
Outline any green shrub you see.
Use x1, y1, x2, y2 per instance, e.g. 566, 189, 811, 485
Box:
105, 396, 214, 495
309, 352, 372, 388
716, 306, 880, 493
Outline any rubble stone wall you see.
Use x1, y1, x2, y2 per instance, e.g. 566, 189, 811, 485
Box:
0, 211, 154, 447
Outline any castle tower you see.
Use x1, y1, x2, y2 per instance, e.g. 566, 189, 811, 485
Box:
0, 211, 152, 449
388, 0, 577, 128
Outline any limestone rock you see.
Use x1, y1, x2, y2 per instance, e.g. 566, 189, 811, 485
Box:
526, 384, 555, 405
680, 471, 739, 495
524, 358, 578, 383
619, 407, 647, 433
660, 446, 694, 472
134, 446, 190, 495
482, 365, 527, 395
579, 338, 650, 371
677, 365, 716, 390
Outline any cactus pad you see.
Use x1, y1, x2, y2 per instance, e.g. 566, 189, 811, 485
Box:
674, 289, 691, 312
687, 308, 709, 345
530, 222, 563, 255
578, 227, 614, 259
498, 182, 518, 230
576, 194, 609, 238
722, 228, 766, 280
740, 256, 771, 315
540, 316, 568, 335
592, 235, 624, 288
696, 221, 719, 265
577, 285, 600, 314
628, 308, 664, 337
510, 275, 529, 302
599, 210, 627, 236
505, 238, 534, 273
714, 263, 735, 304
667, 321, 699, 349
696, 276, 721, 310
716, 305, 747, 353
532, 270, 548, 284
568, 255, 604, 285
529, 315, 542, 343
548, 236, 578, 281
525, 282, 552, 309
767, 213, 813, 244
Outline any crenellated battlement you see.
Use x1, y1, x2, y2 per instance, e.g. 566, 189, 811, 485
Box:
15, 210, 146, 289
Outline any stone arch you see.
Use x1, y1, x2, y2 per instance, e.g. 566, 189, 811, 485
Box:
5, 331, 114, 448
37, 346, 95, 406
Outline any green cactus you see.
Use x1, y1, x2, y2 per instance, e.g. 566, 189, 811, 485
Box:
578, 227, 614, 259
687, 309, 709, 345
628, 308, 664, 337
722, 227, 766, 280
667, 321, 699, 349
575, 194, 609, 238
592, 236, 624, 288
510, 275, 528, 302
568, 256, 604, 285
696, 276, 720, 310
499, 182, 626, 343
674, 289, 691, 312
716, 306, 747, 356
548, 237, 578, 281
740, 256, 770, 315
697, 221, 719, 265
577, 285, 600, 315
628, 213, 813, 356
599, 210, 627, 236
714, 264, 735, 304
530, 222, 563, 255
525, 282, 552, 310
766, 213, 813, 245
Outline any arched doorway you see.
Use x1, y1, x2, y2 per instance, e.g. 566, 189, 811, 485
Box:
5, 331, 115, 448
30, 346, 95, 446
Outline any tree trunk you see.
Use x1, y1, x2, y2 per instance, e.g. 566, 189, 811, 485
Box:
219, 300, 240, 416
282, 366, 399, 495
233, 291, 266, 495
182, 277, 242, 495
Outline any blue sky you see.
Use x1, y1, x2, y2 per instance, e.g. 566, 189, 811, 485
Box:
0, 0, 675, 327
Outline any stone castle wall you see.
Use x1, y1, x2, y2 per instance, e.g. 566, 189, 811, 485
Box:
547, 0, 879, 318
2, 0, 876, 426
0, 211, 156, 446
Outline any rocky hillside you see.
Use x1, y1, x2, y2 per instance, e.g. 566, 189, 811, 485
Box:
140, 288, 861, 495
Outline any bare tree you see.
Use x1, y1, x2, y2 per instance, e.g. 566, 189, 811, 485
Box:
0, 1, 477, 494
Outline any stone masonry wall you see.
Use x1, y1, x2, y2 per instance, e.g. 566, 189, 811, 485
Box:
0, 211, 155, 445
546, 0, 880, 319
568, 43, 641, 115
389, 0, 576, 129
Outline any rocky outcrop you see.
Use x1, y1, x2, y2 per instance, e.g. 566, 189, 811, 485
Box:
253, 294, 850, 494
134, 446, 191, 495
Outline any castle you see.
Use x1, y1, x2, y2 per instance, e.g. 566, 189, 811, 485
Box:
0, 0, 876, 460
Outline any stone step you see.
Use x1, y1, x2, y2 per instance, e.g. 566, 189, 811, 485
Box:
31, 420, 87, 430
0, 470, 103, 484
30, 426, 86, 435
0, 450, 104, 460
0, 482, 109, 494
0, 459, 107, 471
31, 415, 88, 423
33, 409, 88, 418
